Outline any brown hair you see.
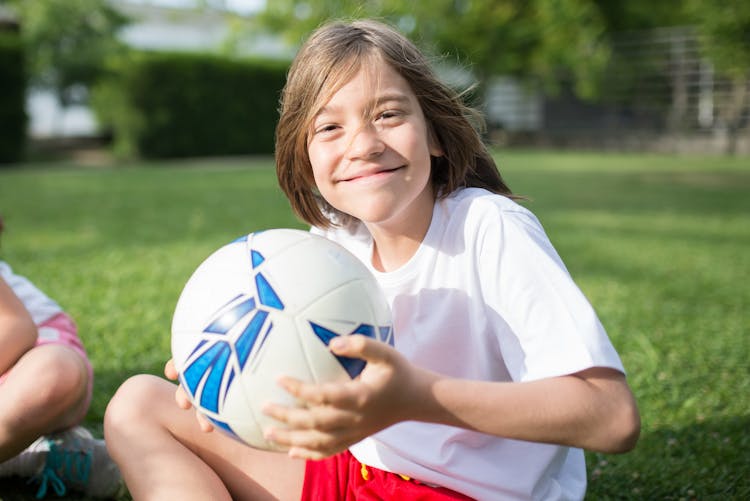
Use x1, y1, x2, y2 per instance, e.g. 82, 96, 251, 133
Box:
275, 19, 514, 228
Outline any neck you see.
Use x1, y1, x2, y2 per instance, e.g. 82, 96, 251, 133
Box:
366, 205, 433, 273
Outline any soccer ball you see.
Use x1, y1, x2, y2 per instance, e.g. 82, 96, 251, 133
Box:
170, 228, 393, 451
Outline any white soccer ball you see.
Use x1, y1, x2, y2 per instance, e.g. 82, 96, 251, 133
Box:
170, 228, 393, 451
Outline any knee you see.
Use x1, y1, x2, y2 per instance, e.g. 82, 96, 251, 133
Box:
33, 346, 89, 411
104, 374, 167, 439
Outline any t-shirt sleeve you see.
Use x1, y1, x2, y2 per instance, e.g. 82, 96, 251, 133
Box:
474, 203, 625, 382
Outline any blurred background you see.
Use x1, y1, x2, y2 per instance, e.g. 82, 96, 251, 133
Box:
1, 3, 748, 499
0, 0, 748, 165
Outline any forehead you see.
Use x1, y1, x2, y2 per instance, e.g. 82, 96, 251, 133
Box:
313, 56, 414, 112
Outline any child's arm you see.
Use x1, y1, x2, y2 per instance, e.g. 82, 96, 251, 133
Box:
263, 334, 640, 460
0, 277, 38, 373
414, 365, 639, 453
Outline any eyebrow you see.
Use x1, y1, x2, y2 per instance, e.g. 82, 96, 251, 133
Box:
316, 92, 412, 117
373, 93, 412, 107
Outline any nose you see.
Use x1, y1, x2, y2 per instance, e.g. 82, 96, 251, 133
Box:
346, 124, 385, 160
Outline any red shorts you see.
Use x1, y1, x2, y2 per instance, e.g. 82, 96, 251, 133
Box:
301, 450, 475, 500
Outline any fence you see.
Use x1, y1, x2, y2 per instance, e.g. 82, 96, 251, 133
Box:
488, 27, 750, 155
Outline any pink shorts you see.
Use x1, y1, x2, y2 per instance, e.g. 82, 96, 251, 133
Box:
0, 312, 93, 423
301, 450, 475, 500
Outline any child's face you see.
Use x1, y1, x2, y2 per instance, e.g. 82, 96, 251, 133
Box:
307, 60, 442, 232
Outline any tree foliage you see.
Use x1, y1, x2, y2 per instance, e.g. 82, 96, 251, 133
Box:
255, 0, 749, 105
6, 0, 130, 105
685, 0, 750, 78
685, 0, 750, 152
257, 0, 610, 99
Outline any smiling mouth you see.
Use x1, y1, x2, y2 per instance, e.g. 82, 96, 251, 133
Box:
342, 166, 404, 182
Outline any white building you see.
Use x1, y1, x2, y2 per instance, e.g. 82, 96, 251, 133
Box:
28, 0, 289, 138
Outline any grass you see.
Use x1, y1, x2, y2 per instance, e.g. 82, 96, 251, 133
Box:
0, 150, 748, 500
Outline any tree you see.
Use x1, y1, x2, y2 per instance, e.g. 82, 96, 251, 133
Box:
686, 0, 750, 154
593, 0, 690, 32
7, 0, 130, 108
255, 0, 611, 100
593, 0, 750, 152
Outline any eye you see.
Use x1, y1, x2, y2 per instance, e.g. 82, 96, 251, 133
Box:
373, 109, 407, 127
376, 110, 401, 121
313, 123, 339, 135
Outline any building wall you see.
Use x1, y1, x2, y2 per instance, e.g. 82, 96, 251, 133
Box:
28, 1, 290, 139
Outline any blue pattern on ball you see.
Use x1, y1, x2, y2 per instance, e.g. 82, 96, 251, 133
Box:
182, 248, 279, 421
179, 240, 392, 443
309, 322, 392, 379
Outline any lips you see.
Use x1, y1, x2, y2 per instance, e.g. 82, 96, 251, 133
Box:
340, 165, 404, 182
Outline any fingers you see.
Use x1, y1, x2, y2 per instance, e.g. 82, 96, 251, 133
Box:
263, 378, 363, 459
164, 359, 178, 380
264, 400, 356, 432
196, 410, 215, 433
263, 407, 356, 460
174, 384, 193, 409
172, 382, 215, 433
259, 337, 403, 458
266, 427, 347, 461
330, 334, 395, 365
278, 375, 361, 410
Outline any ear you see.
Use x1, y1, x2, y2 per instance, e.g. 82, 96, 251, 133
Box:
428, 129, 444, 157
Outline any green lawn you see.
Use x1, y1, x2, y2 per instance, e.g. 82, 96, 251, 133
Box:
0, 150, 748, 500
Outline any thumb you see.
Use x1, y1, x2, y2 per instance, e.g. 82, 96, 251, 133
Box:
330, 334, 394, 364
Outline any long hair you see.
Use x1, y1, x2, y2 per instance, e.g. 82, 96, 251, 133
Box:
275, 19, 514, 228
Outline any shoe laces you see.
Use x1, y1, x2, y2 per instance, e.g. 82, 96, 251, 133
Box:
29, 437, 92, 499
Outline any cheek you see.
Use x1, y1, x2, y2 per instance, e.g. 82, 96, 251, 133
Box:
309, 138, 346, 178
307, 148, 327, 184
405, 133, 435, 172
308, 148, 334, 194
311, 168, 328, 193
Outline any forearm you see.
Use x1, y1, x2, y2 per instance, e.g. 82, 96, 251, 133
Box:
262, 336, 640, 460
412, 366, 640, 453
0, 317, 38, 371
0, 278, 38, 371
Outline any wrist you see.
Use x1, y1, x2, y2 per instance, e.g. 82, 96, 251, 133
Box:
405, 367, 448, 424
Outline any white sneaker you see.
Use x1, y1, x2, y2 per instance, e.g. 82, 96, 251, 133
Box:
0, 436, 47, 479
0, 426, 123, 498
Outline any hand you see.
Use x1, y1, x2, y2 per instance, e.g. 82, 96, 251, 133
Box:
164, 358, 215, 433
262, 334, 421, 460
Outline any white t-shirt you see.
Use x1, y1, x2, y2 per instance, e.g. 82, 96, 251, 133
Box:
0, 260, 62, 325
312, 188, 625, 501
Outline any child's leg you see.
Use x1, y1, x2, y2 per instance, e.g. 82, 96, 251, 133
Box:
105, 374, 306, 501
0, 343, 90, 461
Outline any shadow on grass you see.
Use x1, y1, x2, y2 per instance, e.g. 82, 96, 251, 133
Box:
586, 415, 750, 500
3, 415, 747, 500
0, 477, 130, 501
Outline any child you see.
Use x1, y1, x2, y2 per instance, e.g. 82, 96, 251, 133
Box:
104, 19, 640, 500
0, 216, 122, 498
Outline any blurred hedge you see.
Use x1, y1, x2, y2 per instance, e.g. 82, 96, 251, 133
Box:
93, 52, 288, 159
0, 33, 27, 164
